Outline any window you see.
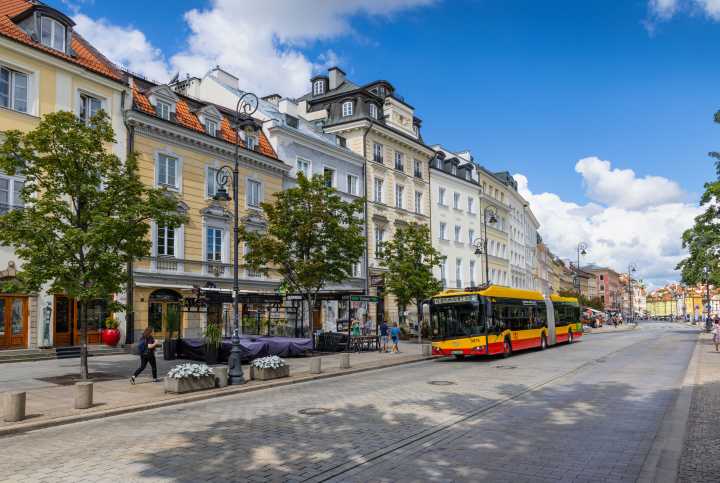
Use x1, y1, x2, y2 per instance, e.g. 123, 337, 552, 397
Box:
600, 275, 604, 281
503, 244, 507, 258
374, 178, 384, 203
436, 159, 442, 169
0, 177, 24, 213
600, 284, 605, 291
156, 101, 170, 120
501, 217, 506, 232
414, 192, 422, 214
468, 229, 475, 245
157, 225, 175, 256
490, 240, 495, 255
373, 143, 383, 163
314, 80, 324, 95
439, 222, 447, 240
501, 193, 504, 203
465, 170, 470, 180
413, 125, 418, 136
324, 167, 336, 188
503, 271, 508, 286
206, 228, 222, 261
79, 94, 102, 126
495, 189, 499, 199
492, 268, 497, 284
247, 180, 260, 206
347, 175, 358, 195
470, 261, 476, 284
375, 228, 385, 257
41, 17, 65, 52
352, 262, 361, 278
370, 104, 377, 119
342, 101, 353, 116
0, 67, 28, 113
207, 168, 217, 197
440, 259, 447, 284
206, 120, 217, 137
456, 259, 462, 285
245, 136, 255, 150
451, 165, 457, 175
454, 226, 461, 243
395, 152, 404, 171
297, 159, 310, 176
438, 188, 446, 205
158, 155, 177, 187
414, 160, 422, 178
395, 185, 404, 209
453, 193, 460, 210
468, 197, 475, 213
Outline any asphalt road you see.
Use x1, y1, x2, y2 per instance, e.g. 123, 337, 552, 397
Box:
0, 320, 699, 483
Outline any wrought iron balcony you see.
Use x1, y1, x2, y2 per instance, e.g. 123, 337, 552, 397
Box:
0, 203, 24, 216
395, 161, 404, 171
373, 155, 384, 164
414, 169, 422, 179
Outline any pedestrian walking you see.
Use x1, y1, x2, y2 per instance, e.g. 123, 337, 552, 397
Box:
131, 326, 159, 384
612, 316, 617, 328
365, 317, 373, 335
389, 322, 401, 354
380, 320, 389, 353
712, 320, 720, 353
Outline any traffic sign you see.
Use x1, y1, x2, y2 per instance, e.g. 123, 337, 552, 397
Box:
695, 305, 700, 310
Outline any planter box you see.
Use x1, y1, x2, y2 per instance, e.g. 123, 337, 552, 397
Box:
164, 374, 215, 394
251, 365, 290, 381
398, 334, 410, 340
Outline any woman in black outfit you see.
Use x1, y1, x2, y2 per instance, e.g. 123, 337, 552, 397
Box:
131, 326, 159, 384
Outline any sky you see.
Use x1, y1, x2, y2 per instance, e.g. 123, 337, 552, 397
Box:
60, 0, 720, 289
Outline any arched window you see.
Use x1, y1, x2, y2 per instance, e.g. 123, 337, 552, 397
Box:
314, 80, 324, 95
342, 101, 353, 117
370, 104, 377, 119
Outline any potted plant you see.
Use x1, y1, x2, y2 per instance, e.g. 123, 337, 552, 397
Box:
102, 317, 122, 346
249, 356, 290, 381
164, 363, 216, 393
398, 326, 410, 340
163, 304, 181, 361
202, 323, 222, 365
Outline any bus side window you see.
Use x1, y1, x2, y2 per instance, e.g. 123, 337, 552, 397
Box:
537, 307, 547, 329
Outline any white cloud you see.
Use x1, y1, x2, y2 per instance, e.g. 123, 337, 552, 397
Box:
516, 159, 703, 290
70, 0, 438, 96
645, 0, 720, 33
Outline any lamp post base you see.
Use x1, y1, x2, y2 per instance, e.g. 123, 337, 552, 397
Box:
226, 336, 246, 385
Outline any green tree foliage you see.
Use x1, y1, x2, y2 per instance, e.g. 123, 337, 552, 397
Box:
377, 224, 444, 309
239, 172, 365, 330
677, 109, 720, 285
0, 111, 186, 378
557, 289, 605, 311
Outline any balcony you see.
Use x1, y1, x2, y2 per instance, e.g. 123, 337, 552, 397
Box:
414, 169, 422, 179
156, 258, 178, 271
373, 155, 384, 164
246, 268, 262, 278
0, 203, 23, 216
205, 262, 226, 277
395, 161, 404, 172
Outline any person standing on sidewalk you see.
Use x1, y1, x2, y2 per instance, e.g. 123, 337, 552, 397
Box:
365, 317, 373, 335
389, 322, 401, 354
380, 320, 389, 353
131, 327, 159, 384
712, 320, 720, 353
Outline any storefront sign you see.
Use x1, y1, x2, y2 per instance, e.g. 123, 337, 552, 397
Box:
370, 275, 385, 287
343, 295, 379, 303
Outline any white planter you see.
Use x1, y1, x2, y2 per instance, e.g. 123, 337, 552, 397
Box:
164, 374, 216, 394
252, 365, 290, 381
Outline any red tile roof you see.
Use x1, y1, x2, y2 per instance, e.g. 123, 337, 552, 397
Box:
133, 83, 155, 114
258, 132, 275, 158
221, 117, 243, 147
175, 100, 204, 132
0, 0, 120, 81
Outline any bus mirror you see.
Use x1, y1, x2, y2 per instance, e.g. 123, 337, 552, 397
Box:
418, 301, 426, 317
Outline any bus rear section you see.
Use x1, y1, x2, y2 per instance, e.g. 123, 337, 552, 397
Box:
550, 295, 583, 343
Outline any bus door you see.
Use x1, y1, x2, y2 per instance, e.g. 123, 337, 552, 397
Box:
544, 298, 556, 345
486, 303, 506, 355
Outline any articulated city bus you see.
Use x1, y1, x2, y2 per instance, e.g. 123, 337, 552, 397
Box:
427, 286, 582, 358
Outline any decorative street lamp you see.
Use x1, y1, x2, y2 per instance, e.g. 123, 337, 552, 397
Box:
213, 92, 260, 386
700, 234, 714, 330
482, 205, 498, 285
575, 242, 587, 306
627, 262, 636, 322
472, 237, 486, 286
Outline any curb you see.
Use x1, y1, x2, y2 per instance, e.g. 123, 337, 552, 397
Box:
0, 354, 444, 438
585, 326, 643, 335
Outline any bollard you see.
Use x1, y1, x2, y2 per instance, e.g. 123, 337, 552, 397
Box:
214, 365, 229, 387
4, 391, 25, 422
74, 381, 93, 409
421, 344, 432, 357
310, 358, 322, 374
340, 353, 350, 369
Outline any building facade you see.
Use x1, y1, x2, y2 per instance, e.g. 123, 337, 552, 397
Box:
581, 264, 622, 312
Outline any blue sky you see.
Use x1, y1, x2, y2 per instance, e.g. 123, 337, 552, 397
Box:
66, 0, 720, 287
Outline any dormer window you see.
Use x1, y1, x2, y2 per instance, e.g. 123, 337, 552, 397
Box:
413, 125, 418, 136
370, 104, 377, 119
245, 135, 255, 150
314, 80, 324, 95
41, 17, 65, 52
451, 165, 457, 175
436, 159, 442, 169
342, 101, 353, 117
157, 101, 170, 120
206, 120, 217, 137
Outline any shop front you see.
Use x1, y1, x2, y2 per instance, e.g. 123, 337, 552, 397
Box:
53, 295, 112, 347
0, 296, 28, 349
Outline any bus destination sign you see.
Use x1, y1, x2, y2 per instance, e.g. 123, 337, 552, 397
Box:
435, 295, 476, 304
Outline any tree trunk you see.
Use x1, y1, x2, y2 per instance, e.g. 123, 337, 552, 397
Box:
79, 301, 88, 380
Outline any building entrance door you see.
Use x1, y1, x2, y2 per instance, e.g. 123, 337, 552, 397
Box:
148, 289, 183, 339
53, 295, 74, 347
0, 297, 27, 349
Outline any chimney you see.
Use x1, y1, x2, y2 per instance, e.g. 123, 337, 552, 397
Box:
278, 98, 298, 117
328, 66, 346, 91
211, 65, 239, 91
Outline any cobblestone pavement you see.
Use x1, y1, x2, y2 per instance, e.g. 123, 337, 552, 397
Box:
0, 321, 697, 482
678, 330, 720, 483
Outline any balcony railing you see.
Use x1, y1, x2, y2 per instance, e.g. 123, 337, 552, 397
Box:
395, 161, 404, 171
0, 203, 24, 216
373, 155, 384, 164
206, 262, 226, 277
246, 268, 262, 278
414, 169, 422, 179
157, 258, 178, 271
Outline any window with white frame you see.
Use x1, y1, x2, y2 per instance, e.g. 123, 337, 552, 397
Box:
206, 228, 223, 261
490, 240, 495, 255
374, 178, 384, 203
352, 262, 361, 278
158, 155, 177, 187
206, 120, 217, 137
245, 135, 255, 151
451, 165, 457, 175
375, 228, 385, 257
468, 197, 475, 213
370, 103, 377, 119
413, 125, 418, 137
79, 94, 102, 126
207, 168, 217, 197
373, 143, 383, 163
503, 244, 507, 258
395, 185, 404, 209
456, 259, 462, 285
0, 66, 28, 113
314, 80, 324, 95
440, 259, 447, 283
468, 229, 475, 245
453, 193, 460, 210
436, 158, 442, 169
394, 152, 403, 171
413, 160, 422, 178
465, 170, 470, 180
501, 217, 506, 232
455, 226, 461, 243
342, 101, 353, 116
157, 225, 175, 256
323, 167, 336, 188
439, 222, 447, 240
414, 192, 422, 214
40, 17, 65, 52
156, 101, 170, 120
503, 271, 508, 286
470, 261, 476, 284
347, 174, 358, 195
600, 284, 605, 291
296, 158, 310, 176
247, 180, 260, 207
438, 188, 446, 205
492, 268, 497, 284
0, 176, 24, 213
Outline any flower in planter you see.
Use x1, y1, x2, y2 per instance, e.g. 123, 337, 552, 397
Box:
167, 363, 214, 379
250, 355, 287, 369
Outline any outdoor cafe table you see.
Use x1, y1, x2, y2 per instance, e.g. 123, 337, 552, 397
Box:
346, 334, 382, 353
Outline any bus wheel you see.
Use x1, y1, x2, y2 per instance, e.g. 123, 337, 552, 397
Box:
454, 355, 465, 360
540, 334, 547, 350
568, 331, 574, 344
502, 339, 512, 358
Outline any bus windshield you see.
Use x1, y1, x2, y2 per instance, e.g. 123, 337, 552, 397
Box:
430, 301, 484, 340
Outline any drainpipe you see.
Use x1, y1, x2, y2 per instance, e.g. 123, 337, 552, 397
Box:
122, 88, 135, 345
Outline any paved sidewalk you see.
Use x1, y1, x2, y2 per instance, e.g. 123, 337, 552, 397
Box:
678, 331, 720, 482
0, 341, 426, 431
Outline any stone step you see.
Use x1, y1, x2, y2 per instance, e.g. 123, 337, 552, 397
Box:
0, 345, 127, 363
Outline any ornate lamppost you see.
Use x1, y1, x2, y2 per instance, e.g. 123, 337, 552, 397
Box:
627, 262, 636, 322
573, 243, 587, 306
212, 92, 260, 385
481, 205, 498, 285
700, 234, 714, 330
472, 237, 486, 287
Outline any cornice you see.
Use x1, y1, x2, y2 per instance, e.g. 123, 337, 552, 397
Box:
325, 119, 434, 157
267, 123, 366, 167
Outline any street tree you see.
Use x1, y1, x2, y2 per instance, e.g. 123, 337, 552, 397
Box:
0, 110, 187, 379
557, 290, 605, 311
239, 172, 365, 334
377, 223, 444, 313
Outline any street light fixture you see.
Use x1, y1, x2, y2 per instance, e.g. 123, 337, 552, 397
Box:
482, 205, 498, 285
627, 262, 636, 323
575, 242, 587, 306
472, 237, 485, 286
212, 92, 260, 386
